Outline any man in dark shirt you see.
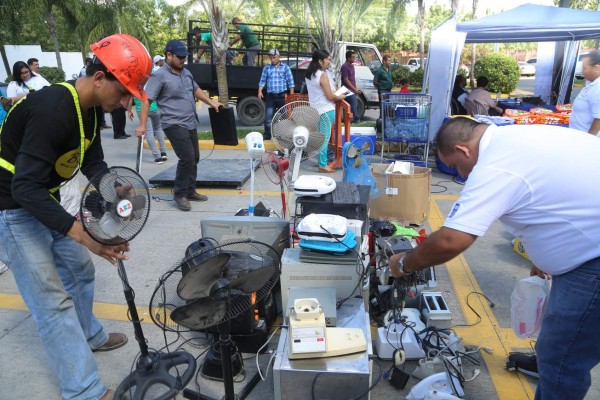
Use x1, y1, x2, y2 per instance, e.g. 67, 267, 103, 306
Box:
0, 34, 152, 400
340, 50, 362, 123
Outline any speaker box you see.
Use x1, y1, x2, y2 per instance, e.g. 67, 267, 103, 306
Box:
209, 106, 238, 146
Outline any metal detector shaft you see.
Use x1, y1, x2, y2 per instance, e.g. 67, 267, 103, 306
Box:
135, 135, 144, 174
117, 259, 149, 357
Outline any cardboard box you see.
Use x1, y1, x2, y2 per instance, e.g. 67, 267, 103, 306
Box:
369, 164, 431, 225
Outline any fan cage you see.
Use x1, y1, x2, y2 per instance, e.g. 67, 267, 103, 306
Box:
80, 167, 150, 245
260, 152, 283, 185
270, 100, 328, 159
149, 239, 281, 333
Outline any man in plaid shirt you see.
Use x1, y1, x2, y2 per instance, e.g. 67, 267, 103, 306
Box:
258, 48, 295, 140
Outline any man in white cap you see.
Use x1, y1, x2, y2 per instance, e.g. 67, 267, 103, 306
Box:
153, 55, 165, 72
258, 48, 295, 140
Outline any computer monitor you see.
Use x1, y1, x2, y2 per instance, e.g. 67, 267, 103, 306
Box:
200, 215, 290, 257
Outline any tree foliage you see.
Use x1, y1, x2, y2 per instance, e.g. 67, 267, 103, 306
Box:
473, 53, 520, 94
38, 66, 66, 83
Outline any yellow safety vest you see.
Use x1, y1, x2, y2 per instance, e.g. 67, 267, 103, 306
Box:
0, 82, 97, 196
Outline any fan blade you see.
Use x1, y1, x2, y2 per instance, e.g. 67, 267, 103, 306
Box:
223, 252, 275, 293
83, 191, 105, 219
354, 156, 364, 168
347, 145, 358, 159
98, 171, 119, 203
271, 119, 298, 150
177, 253, 231, 300
361, 141, 371, 153
98, 211, 121, 238
171, 298, 227, 330
130, 195, 147, 219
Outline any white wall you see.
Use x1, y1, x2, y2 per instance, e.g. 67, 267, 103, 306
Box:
2, 45, 85, 82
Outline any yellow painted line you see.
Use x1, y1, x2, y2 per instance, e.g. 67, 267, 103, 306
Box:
150, 187, 281, 197
144, 140, 278, 151
429, 197, 535, 400
0, 293, 151, 324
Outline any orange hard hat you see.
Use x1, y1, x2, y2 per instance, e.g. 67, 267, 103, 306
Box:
90, 34, 152, 101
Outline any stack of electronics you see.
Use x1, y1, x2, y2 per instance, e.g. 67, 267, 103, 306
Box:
297, 213, 358, 254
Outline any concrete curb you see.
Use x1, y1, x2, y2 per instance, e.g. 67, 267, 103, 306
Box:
143, 139, 278, 151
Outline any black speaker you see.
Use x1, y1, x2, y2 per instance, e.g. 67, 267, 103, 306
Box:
209, 106, 238, 146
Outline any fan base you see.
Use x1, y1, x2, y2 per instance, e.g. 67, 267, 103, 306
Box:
114, 350, 196, 400
201, 343, 244, 381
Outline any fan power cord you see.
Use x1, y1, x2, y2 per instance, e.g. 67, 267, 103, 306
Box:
256, 325, 282, 381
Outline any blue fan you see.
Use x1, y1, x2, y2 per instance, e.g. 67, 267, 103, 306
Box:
342, 140, 383, 199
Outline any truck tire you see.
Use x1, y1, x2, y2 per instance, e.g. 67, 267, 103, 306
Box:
356, 96, 366, 119
237, 96, 265, 126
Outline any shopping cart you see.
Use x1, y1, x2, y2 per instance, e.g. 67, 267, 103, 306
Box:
380, 93, 431, 167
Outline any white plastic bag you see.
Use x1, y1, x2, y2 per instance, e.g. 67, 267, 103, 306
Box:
511, 276, 552, 339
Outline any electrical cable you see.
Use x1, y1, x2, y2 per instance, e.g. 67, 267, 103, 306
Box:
256, 325, 282, 381
310, 357, 383, 400
452, 291, 495, 328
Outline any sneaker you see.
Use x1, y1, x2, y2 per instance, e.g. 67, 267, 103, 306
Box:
161, 152, 168, 161
187, 191, 208, 202
506, 353, 539, 379
174, 195, 192, 211
0, 262, 8, 275
93, 332, 128, 352
154, 157, 164, 164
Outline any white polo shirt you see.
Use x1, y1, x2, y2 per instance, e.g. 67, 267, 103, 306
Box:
569, 76, 600, 134
444, 124, 600, 275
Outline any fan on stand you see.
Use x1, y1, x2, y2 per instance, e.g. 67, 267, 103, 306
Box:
271, 100, 329, 184
342, 140, 384, 200
80, 167, 196, 400
149, 239, 281, 400
260, 151, 289, 218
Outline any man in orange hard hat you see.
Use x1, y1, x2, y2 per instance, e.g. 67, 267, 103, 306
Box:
0, 34, 152, 400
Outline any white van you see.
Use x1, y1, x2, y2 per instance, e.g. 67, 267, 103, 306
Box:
575, 52, 589, 80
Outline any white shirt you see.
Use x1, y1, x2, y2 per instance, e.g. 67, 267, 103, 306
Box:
6, 74, 51, 97
305, 69, 335, 114
444, 124, 600, 275
569, 76, 600, 134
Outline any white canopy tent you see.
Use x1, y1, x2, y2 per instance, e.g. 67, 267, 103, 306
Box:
425, 3, 600, 140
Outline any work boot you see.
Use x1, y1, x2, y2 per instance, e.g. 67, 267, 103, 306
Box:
187, 191, 208, 202
506, 353, 538, 379
174, 196, 192, 211
93, 333, 128, 352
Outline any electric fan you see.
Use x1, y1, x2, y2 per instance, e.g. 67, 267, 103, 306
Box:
149, 239, 281, 400
260, 151, 289, 218
342, 140, 384, 199
80, 166, 196, 400
271, 101, 329, 183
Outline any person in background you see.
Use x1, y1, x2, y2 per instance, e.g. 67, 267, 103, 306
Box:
0, 33, 152, 400
389, 117, 600, 400
305, 49, 346, 173
231, 17, 260, 66
137, 39, 224, 212
27, 58, 40, 74
340, 50, 361, 123
569, 50, 600, 136
373, 55, 393, 117
0, 87, 15, 122
6, 61, 50, 101
466, 76, 503, 116
258, 48, 295, 140
153, 55, 165, 71
192, 27, 212, 63
79, 57, 92, 77
399, 78, 410, 93
111, 106, 129, 140
128, 96, 168, 164
451, 75, 469, 115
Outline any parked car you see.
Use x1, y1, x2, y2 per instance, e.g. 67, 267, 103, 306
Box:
405, 57, 427, 72
575, 52, 589, 80
526, 58, 537, 65
518, 61, 536, 76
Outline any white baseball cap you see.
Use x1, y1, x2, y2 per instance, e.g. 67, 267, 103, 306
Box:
153, 55, 165, 64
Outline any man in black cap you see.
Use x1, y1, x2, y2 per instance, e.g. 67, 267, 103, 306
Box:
136, 39, 224, 211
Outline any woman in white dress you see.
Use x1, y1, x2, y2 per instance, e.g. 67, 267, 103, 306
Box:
6, 61, 50, 102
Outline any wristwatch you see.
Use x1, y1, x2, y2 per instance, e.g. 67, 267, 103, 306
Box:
397, 254, 408, 274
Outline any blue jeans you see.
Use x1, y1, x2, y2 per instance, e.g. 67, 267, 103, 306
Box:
318, 110, 334, 167
163, 124, 199, 197
0, 208, 108, 400
345, 94, 360, 122
264, 94, 286, 139
535, 257, 600, 400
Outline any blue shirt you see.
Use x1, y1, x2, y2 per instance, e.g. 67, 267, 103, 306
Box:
0, 88, 7, 126
259, 63, 295, 94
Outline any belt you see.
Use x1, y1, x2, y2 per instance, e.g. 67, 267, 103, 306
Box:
268, 92, 286, 97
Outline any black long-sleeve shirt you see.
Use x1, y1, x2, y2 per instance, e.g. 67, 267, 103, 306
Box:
0, 82, 108, 235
